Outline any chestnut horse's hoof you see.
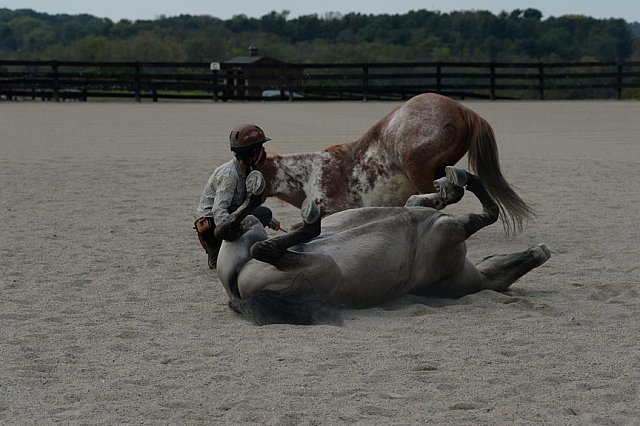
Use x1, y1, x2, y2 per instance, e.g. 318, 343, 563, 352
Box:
245, 170, 266, 196
301, 198, 321, 224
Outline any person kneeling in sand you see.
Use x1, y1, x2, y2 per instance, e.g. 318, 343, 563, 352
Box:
194, 124, 281, 269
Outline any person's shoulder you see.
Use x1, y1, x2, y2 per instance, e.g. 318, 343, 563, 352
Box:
213, 159, 240, 178
214, 158, 233, 171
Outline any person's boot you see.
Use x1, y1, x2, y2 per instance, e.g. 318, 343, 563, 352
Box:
205, 240, 221, 269
207, 249, 217, 269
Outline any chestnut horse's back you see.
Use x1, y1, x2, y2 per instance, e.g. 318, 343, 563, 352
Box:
390, 93, 532, 233
260, 92, 531, 233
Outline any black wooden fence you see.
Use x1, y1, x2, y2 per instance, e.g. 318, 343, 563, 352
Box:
1, 60, 639, 102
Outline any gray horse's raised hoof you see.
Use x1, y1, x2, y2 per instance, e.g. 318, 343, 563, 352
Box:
445, 166, 469, 187
301, 198, 321, 224
245, 170, 266, 196
433, 176, 464, 204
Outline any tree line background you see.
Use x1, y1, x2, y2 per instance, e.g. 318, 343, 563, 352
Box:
1, 8, 639, 64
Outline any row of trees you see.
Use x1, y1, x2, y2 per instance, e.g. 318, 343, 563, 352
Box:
1, 7, 639, 63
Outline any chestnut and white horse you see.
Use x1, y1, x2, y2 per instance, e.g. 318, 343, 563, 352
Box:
258, 93, 531, 234
215, 169, 550, 325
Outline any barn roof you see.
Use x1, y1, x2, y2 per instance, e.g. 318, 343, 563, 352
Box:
224, 56, 284, 65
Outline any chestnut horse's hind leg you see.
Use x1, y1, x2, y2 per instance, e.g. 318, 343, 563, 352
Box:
476, 244, 551, 292
251, 199, 322, 268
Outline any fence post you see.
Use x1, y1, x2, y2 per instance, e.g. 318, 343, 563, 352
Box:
436, 63, 442, 93
287, 73, 294, 102
616, 61, 623, 100
212, 69, 219, 102
362, 64, 369, 102
210, 62, 220, 102
134, 62, 141, 102
538, 63, 545, 100
52, 60, 59, 102
489, 62, 496, 100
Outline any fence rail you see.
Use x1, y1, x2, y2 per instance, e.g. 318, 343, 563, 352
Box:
1, 60, 639, 102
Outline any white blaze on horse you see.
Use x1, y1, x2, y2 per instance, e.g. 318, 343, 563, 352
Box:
258, 92, 532, 234
215, 169, 550, 326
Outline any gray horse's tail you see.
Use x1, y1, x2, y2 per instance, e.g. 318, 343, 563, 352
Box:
460, 107, 534, 234
228, 290, 343, 326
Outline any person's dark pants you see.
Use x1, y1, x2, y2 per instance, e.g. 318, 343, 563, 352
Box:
197, 206, 272, 269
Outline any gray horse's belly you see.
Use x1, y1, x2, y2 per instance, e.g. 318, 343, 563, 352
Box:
300, 208, 443, 306
231, 207, 446, 307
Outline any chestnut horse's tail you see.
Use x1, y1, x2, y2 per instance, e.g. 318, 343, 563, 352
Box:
460, 107, 533, 234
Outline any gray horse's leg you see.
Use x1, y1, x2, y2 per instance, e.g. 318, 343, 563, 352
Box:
251, 199, 322, 268
424, 167, 499, 250
404, 175, 464, 209
446, 166, 499, 239
475, 244, 551, 291
426, 244, 550, 298
405, 193, 446, 209
421, 167, 549, 297
214, 171, 266, 241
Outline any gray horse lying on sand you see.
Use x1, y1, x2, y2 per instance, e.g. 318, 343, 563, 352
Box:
215, 167, 550, 325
